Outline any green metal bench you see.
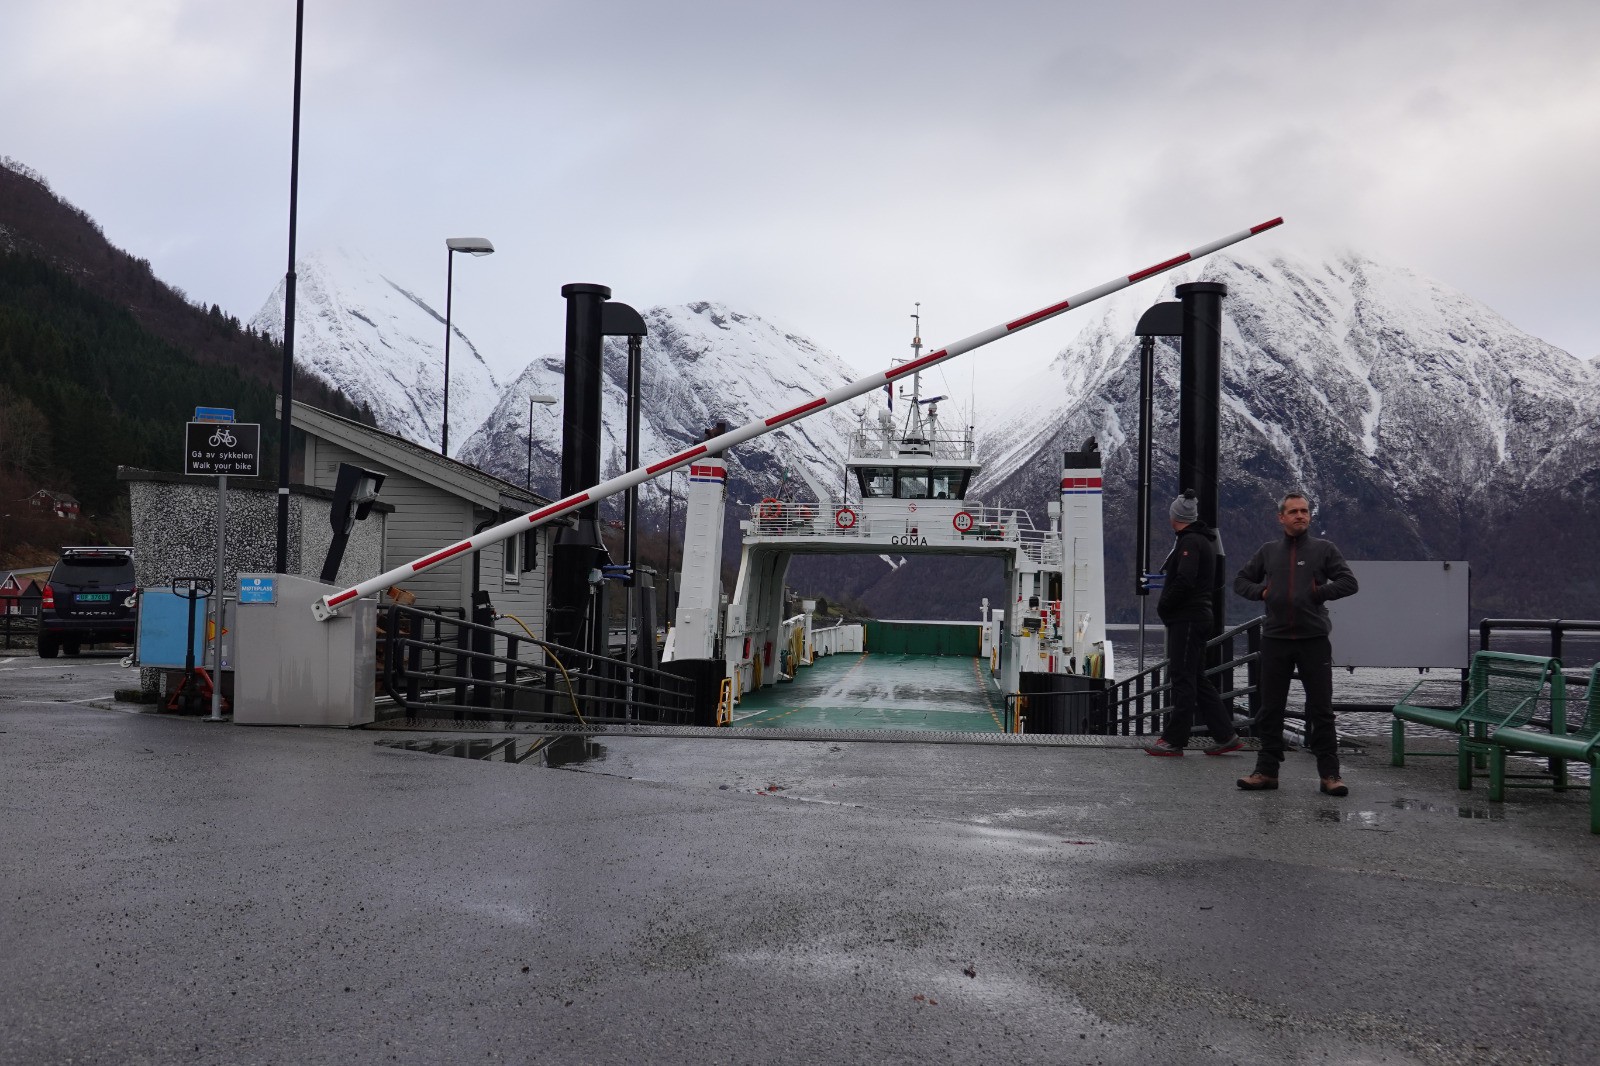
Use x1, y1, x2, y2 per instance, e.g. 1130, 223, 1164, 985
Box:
1489, 662, 1600, 834
1391, 651, 1566, 791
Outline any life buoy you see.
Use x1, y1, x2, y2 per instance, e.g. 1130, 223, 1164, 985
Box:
834, 507, 857, 530
758, 497, 782, 520
952, 510, 974, 533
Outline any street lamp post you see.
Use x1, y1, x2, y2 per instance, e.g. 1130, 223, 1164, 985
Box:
525, 393, 557, 489
441, 237, 494, 456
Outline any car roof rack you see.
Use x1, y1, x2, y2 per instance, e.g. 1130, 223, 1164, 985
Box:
60, 546, 135, 555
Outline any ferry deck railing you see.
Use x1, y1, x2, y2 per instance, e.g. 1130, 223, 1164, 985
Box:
747, 499, 1062, 565
847, 428, 975, 461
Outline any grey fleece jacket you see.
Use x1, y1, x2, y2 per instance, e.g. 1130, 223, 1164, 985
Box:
1232, 530, 1358, 640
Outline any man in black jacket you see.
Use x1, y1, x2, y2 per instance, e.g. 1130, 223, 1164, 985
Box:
1143, 490, 1242, 757
1232, 491, 1359, 795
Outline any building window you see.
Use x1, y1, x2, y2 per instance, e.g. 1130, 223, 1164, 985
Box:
502, 536, 520, 585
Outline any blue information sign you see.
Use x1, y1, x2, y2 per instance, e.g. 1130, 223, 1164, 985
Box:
239, 577, 276, 604
195, 406, 236, 423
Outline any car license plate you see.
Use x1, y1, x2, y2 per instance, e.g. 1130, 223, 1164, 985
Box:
77, 593, 112, 602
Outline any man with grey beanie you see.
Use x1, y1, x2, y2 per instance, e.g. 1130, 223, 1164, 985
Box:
1143, 489, 1242, 758
1232, 491, 1359, 795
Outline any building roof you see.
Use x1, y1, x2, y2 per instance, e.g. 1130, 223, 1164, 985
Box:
286, 400, 551, 514
0, 572, 43, 593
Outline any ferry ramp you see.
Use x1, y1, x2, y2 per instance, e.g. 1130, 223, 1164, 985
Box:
732, 652, 1006, 732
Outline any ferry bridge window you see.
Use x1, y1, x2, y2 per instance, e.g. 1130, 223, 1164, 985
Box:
896, 469, 931, 499
931, 469, 969, 499
858, 467, 895, 498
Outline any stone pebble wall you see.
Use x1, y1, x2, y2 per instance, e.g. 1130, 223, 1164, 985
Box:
127, 479, 386, 694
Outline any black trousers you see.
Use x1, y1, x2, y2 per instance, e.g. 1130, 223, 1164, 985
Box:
1254, 635, 1339, 778
1160, 619, 1234, 748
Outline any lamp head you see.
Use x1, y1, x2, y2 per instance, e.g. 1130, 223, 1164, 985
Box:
446, 237, 494, 256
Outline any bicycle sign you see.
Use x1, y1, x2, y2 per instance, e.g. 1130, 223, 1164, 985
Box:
184, 421, 261, 477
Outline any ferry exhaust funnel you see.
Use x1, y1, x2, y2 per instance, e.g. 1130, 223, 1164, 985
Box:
311, 218, 1285, 620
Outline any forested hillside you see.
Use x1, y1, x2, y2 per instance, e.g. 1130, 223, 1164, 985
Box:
0, 158, 370, 558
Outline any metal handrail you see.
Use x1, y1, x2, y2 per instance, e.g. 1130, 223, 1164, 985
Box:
1107, 616, 1261, 737
380, 603, 696, 725
1479, 618, 1600, 667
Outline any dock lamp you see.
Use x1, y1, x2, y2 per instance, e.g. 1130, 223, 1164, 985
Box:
320, 463, 387, 583
441, 236, 495, 456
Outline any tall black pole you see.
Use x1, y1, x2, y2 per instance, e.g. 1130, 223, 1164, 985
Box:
1133, 301, 1182, 599
525, 396, 533, 489
624, 334, 642, 579
1136, 335, 1155, 596
274, 0, 305, 575
548, 283, 611, 654
1176, 280, 1228, 632
441, 249, 454, 456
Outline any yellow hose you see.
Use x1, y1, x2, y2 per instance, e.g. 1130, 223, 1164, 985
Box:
499, 612, 587, 727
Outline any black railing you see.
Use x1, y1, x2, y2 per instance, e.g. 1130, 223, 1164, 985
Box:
379, 603, 696, 726
1108, 616, 1262, 737
1479, 618, 1600, 664
0, 613, 38, 650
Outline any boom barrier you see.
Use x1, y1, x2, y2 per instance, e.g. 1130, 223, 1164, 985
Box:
312, 218, 1284, 620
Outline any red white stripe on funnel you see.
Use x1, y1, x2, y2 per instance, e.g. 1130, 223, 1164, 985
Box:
311, 217, 1284, 620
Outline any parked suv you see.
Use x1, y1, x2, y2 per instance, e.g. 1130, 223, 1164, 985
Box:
38, 547, 137, 658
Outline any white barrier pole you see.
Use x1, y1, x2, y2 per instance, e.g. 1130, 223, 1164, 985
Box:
312, 218, 1283, 620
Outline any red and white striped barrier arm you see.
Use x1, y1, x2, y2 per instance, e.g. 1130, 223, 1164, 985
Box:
312, 217, 1283, 619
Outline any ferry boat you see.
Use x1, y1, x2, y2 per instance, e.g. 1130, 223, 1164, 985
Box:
662, 316, 1115, 732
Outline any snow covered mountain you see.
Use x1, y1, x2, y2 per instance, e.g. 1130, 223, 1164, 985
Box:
976, 243, 1600, 619
248, 247, 501, 456
458, 302, 864, 516
249, 240, 1600, 618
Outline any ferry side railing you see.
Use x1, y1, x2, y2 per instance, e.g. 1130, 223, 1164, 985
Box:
379, 602, 697, 726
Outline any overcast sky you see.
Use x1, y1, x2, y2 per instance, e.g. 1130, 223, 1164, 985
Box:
6, 1, 1599, 414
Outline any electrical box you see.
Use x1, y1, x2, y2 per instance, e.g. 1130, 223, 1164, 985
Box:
233, 573, 376, 726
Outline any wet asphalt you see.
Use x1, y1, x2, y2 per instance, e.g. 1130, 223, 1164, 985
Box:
4, 652, 1600, 1065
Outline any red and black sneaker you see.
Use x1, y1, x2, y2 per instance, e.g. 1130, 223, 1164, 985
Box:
1204, 735, 1244, 756
1142, 738, 1184, 757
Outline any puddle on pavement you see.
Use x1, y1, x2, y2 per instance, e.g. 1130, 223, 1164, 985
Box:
1389, 797, 1505, 821
375, 735, 608, 767
1306, 797, 1506, 829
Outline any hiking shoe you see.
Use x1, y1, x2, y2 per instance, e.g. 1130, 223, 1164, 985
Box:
1236, 772, 1279, 790
1204, 735, 1243, 756
1142, 738, 1184, 757
1320, 776, 1349, 797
